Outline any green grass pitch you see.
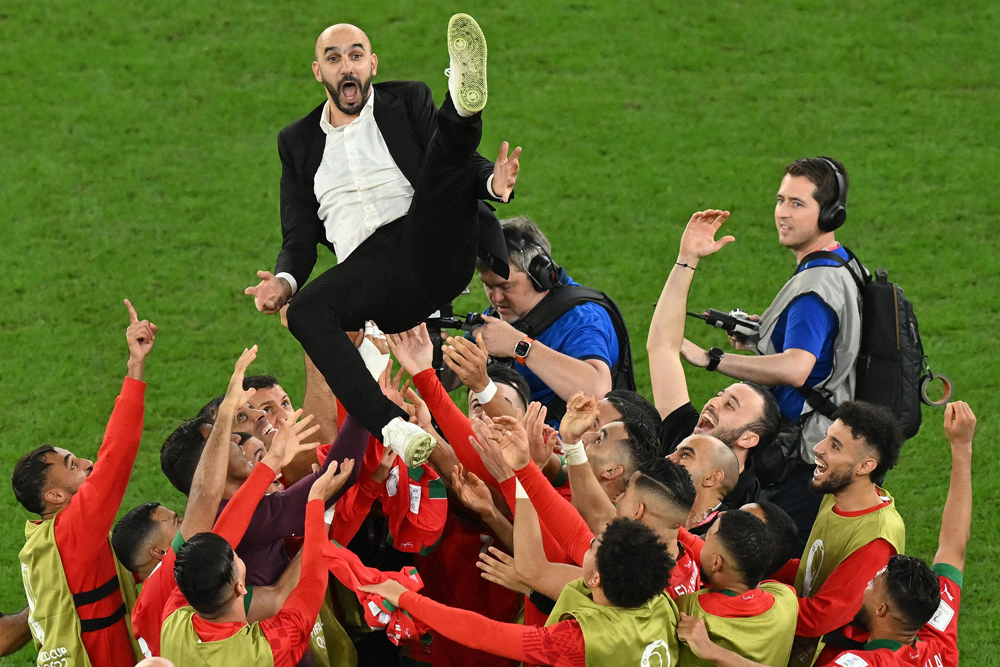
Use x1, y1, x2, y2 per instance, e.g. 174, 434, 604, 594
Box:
1, 0, 997, 664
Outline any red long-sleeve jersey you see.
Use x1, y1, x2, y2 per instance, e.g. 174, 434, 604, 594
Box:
162, 496, 328, 667
399, 591, 587, 667
53, 377, 145, 667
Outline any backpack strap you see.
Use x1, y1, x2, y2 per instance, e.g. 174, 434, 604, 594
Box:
797, 248, 867, 292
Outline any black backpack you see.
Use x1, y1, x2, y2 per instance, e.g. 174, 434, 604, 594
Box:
507, 284, 636, 420
796, 247, 944, 440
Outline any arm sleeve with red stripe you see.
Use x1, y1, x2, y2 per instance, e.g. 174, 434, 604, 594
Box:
677, 527, 704, 566
796, 538, 895, 636
398, 591, 586, 667
261, 500, 329, 667
498, 477, 572, 565
515, 462, 593, 566
412, 369, 498, 488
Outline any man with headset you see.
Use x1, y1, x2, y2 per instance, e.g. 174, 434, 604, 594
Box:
452, 215, 633, 422
681, 157, 867, 542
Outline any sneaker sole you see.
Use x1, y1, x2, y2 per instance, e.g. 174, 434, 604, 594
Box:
447, 13, 487, 114
404, 432, 437, 468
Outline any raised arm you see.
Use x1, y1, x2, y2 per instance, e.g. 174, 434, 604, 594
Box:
648, 210, 732, 417
182, 346, 258, 540
934, 402, 976, 572
559, 393, 617, 533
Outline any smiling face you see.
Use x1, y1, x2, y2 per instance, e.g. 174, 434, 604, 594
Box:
312, 24, 377, 117
811, 418, 876, 493
695, 384, 763, 447
247, 384, 294, 446
479, 265, 547, 323
775, 174, 826, 253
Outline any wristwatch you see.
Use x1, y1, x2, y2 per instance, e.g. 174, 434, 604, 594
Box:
706, 347, 725, 372
514, 336, 534, 365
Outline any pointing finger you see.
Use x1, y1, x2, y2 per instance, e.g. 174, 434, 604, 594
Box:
124, 299, 139, 325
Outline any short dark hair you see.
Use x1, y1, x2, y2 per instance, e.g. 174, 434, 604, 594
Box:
884, 555, 941, 630
196, 396, 224, 423
616, 408, 659, 472
485, 364, 530, 413
715, 510, 770, 588
112, 502, 163, 573
605, 390, 661, 432
174, 532, 238, 615
833, 401, 904, 480
160, 420, 208, 496
754, 501, 799, 578
784, 156, 849, 209
596, 518, 674, 608
11, 445, 57, 515
740, 383, 781, 449
243, 375, 280, 391
634, 458, 696, 515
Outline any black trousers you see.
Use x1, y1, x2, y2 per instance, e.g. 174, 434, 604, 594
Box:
762, 462, 824, 555
286, 94, 485, 439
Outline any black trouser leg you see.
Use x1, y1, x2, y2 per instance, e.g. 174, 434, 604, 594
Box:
401, 92, 487, 304
285, 230, 414, 439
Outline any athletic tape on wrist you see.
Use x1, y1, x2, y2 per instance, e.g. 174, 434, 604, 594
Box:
358, 337, 391, 381
474, 380, 498, 405
562, 441, 588, 466
515, 479, 529, 499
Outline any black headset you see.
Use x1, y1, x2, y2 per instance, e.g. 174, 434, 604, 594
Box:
817, 157, 847, 233
507, 230, 563, 292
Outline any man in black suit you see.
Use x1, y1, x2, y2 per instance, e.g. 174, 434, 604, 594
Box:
245, 15, 521, 466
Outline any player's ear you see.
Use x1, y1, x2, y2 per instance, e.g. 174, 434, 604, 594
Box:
737, 430, 759, 450
601, 465, 624, 481
856, 456, 878, 478
312, 61, 323, 83
371, 53, 378, 77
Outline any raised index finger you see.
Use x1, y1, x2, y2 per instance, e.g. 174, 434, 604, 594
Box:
124, 299, 139, 325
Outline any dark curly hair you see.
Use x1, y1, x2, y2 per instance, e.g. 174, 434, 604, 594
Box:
595, 518, 674, 608
485, 363, 531, 413
615, 405, 659, 472
715, 510, 770, 588
884, 555, 941, 630
834, 401, 903, 481
604, 390, 661, 433
739, 382, 782, 449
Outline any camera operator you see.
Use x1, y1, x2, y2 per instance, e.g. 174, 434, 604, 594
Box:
681, 157, 866, 544
443, 216, 634, 422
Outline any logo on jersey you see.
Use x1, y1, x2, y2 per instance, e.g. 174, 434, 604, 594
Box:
928, 598, 954, 632
640, 639, 673, 666
802, 538, 826, 596
834, 653, 869, 667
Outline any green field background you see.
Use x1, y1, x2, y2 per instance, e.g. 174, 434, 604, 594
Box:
1, 0, 996, 664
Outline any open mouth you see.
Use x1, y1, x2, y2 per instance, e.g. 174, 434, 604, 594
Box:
695, 409, 717, 433
339, 80, 360, 104
814, 458, 828, 478
261, 423, 277, 437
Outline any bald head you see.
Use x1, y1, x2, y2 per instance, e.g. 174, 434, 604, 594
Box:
315, 24, 372, 59
136, 659, 176, 667
669, 434, 739, 494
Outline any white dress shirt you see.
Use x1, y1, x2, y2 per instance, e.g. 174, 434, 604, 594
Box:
276, 92, 496, 294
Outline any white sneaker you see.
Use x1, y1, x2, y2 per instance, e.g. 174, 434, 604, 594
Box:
445, 13, 487, 117
381, 417, 437, 468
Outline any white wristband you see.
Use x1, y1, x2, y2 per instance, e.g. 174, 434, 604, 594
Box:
515, 479, 529, 499
562, 441, 588, 466
357, 337, 390, 381
474, 380, 498, 405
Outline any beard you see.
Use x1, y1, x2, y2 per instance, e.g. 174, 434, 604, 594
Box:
809, 464, 854, 494
853, 604, 873, 631
710, 423, 743, 448
323, 73, 372, 116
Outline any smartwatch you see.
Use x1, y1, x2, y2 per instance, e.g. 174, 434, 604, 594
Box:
514, 336, 534, 365
706, 347, 725, 372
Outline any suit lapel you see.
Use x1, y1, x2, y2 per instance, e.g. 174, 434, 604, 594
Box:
373, 87, 422, 186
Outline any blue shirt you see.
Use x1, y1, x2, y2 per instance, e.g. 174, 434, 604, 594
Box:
771, 245, 848, 419
487, 277, 620, 414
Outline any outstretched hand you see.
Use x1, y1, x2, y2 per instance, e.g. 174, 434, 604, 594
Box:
451, 465, 498, 518
469, 415, 514, 482
492, 141, 522, 203
358, 580, 409, 608
308, 457, 357, 503
443, 333, 491, 393
677, 209, 734, 267
478, 546, 531, 595
524, 402, 555, 468
221, 346, 259, 411
124, 299, 157, 380
387, 324, 434, 376
262, 410, 321, 472
245, 271, 292, 315
559, 392, 599, 444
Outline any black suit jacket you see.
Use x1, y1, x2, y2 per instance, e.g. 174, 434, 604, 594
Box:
274, 80, 509, 289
